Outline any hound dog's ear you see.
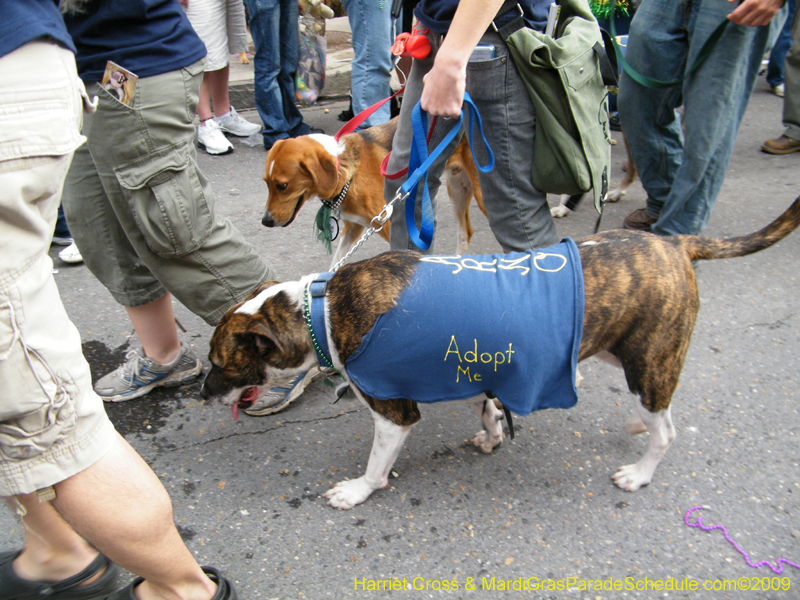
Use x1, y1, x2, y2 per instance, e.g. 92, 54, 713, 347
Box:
300, 146, 339, 198
245, 320, 285, 356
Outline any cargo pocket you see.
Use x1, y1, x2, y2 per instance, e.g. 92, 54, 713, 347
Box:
0, 300, 77, 461
114, 139, 213, 258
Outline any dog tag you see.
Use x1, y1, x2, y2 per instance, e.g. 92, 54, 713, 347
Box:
329, 216, 339, 241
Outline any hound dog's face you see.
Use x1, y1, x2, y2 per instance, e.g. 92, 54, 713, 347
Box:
200, 281, 316, 418
261, 135, 343, 228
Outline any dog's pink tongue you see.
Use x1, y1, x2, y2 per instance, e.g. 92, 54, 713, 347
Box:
232, 403, 239, 421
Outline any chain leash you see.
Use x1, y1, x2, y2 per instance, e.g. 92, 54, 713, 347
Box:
329, 189, 408, 273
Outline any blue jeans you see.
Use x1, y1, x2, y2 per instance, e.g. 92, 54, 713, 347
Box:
243, 0, 309, 148
385, 29, 558, 254
618, 0, 785, 236
54, 204, 71, 238
785, 6, 800, 140
343, 0, 395, 127
767, 0, 796, 88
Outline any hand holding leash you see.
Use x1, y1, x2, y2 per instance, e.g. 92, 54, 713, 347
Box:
420, 53, 465, 118
402, 92, 494, 250
330, 94, 494, 269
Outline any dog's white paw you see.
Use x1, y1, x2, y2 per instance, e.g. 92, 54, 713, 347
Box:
612, 464, 652, 492
550, 204, 571, 218
323, 477, 384, 509
471, 429, 503, 454
606, 188, 627, 203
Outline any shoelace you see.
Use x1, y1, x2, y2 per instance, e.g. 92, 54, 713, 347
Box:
118, 348, 146, 383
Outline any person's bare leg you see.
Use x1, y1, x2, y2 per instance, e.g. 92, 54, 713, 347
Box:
206, 67, 231, 118
4, 497, 102, 584
125, 293, 181, 365
197, 73, 214, 123
52, 433, 217, 600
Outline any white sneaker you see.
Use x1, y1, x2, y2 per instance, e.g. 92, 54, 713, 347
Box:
58, 241, 83, 264
197, 120, 233, 155
771, 83, 785, 98
214, 107, 262, 137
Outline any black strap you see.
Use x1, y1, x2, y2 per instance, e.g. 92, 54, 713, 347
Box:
495, 0, 521, 23
596, 28, 618, 86
503, 406, 515, 440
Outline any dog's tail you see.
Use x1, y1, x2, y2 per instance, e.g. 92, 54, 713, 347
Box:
675, 194, 800, 262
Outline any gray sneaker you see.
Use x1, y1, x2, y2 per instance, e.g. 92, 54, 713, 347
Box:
214, 107, 262, 137
243, 367, 324, 416
94, 345, 203, 402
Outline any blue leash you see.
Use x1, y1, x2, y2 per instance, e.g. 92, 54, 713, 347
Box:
306, 96, 495, 382
400, 92, 495, 250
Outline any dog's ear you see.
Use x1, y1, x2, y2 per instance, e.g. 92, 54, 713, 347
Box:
301, 149, 339, 198
244, 320, 285, 355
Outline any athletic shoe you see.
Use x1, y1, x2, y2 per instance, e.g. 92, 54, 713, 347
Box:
58, 242, 83, 264
94, 345, 203, 402
770, 83, 785, 98
244, 367, 323, 416
197, 120, 233, 155
215, 107, 261, 137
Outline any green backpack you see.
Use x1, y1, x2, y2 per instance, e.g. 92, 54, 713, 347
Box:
497, 0, 617, 212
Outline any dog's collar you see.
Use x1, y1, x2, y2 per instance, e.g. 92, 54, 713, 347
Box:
304, 272, 338, 371
321, 177, 352, 212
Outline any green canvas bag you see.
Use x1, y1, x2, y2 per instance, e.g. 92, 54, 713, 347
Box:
497, 0, 617, 212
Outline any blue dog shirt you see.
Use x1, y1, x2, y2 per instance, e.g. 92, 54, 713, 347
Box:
343, 239, 584, 416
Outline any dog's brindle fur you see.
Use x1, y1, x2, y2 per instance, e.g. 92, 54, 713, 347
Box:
260, 116, 487, 268
202, 196, 800, 508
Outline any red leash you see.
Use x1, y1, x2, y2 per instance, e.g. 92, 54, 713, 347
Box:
334, 87, 405, 141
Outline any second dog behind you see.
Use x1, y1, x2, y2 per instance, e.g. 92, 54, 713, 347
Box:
260, 117, 487, 268
551, 133, 638, 218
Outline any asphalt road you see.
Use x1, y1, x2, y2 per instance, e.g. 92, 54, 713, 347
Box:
3, 79, 799, 600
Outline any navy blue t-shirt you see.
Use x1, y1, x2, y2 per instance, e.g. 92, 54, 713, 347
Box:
415, 0, 550, 34
63, 0, 207, 82
1, 0, 76, 60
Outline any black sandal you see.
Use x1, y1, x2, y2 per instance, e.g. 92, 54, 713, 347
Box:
112, 566, 237, 600
0, 550, 119, 600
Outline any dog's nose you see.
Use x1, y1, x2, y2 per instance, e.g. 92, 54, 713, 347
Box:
262, 210, 275, 227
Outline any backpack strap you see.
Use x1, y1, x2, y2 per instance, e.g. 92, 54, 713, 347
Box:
596, 27, 618, 86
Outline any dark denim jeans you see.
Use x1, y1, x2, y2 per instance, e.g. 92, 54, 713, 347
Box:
243, 0, 309, 148
766, 0, 796, 88
618, 0, 785, 236
342, 0, 395, 128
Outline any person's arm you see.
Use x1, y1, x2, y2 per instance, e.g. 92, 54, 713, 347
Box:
727, 0, 784, 27
420, 0, 506, 117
